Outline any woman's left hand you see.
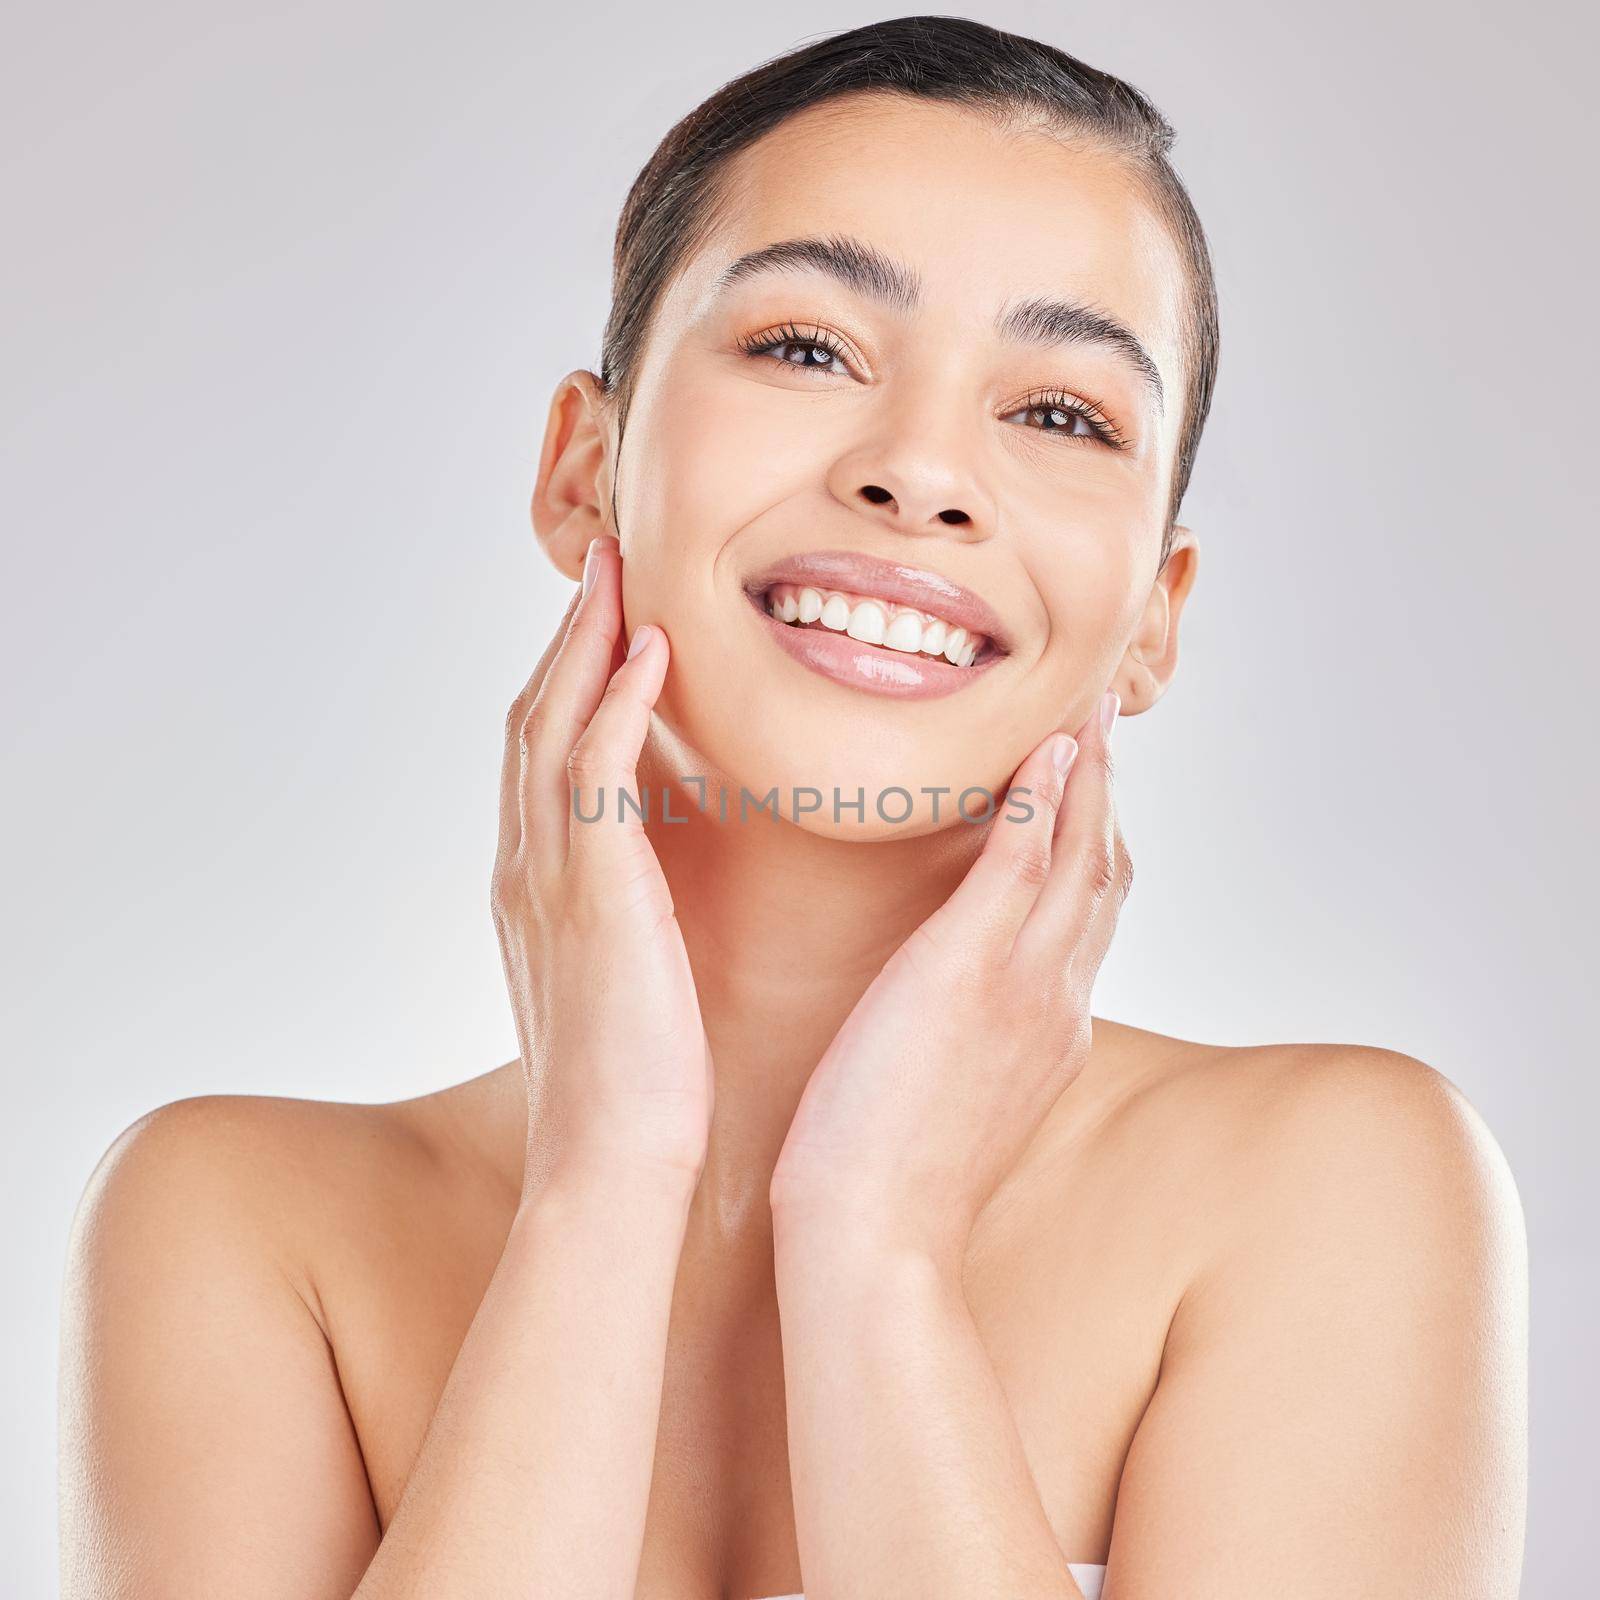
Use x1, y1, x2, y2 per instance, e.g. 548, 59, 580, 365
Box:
770, 687, 1131, 1268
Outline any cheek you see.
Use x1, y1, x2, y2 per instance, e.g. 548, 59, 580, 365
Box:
1024, 493, 1150, 683
609, 378, 751, 627
611, 367, 824, 758
635, 362, 827, 537
617, 361, 850, 639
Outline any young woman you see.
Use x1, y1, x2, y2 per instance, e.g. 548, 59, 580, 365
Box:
58, 17, 1528, 1599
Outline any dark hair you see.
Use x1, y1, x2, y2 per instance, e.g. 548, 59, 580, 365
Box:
598, 15, 1219, 572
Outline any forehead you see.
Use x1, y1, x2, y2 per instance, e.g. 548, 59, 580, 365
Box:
686, 93, 1185, 368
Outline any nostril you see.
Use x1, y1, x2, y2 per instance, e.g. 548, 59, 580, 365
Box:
856, 483, 971, 524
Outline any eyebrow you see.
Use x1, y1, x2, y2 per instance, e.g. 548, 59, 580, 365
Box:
714, 232, 1165, 411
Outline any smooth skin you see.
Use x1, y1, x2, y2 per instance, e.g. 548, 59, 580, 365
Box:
59, 94, 1528, 1599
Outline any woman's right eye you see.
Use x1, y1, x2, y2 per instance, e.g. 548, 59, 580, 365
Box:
765, 338, 843, 371
737, 323, 853, 377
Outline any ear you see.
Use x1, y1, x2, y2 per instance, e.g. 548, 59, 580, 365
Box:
531, 369, 616, 582
1117, 525, 1199, 713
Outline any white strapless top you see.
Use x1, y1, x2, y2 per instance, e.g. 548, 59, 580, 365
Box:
753, 1564, 1106, 1600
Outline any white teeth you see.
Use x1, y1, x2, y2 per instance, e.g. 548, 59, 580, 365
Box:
884, 610, 925, 653
819, 593, 852, 631
762, 582, 989, 667
844, 601, 887, 645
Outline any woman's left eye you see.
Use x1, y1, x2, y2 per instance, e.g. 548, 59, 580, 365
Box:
1001, 396, 1124, 448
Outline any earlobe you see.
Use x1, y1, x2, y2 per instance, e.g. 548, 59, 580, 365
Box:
531, 370, 615, 582
1119, 526, 1200, 713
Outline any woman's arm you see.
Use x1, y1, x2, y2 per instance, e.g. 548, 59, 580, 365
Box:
773, 1218, 1090, 1600
770, 1050, 1528, 1600
359, 1160, 697, 1597
59, 1100, 694, 1600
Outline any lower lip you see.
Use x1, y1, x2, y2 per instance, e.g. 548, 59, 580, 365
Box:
745, 591, 1004, 700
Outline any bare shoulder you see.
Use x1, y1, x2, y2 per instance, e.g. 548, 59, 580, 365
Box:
1050, 1020, 1530, 1348
1096, 1020, 1525, 1232
67, 1068, 520, 1330
60, 1091, 442, 1596
59, 1073, 525, 1594
1177, 1035, 1525, 1247
1120, 1026, 1531, 1431
1082, 1029, 1529, 1595
70, 1092, 423, 1319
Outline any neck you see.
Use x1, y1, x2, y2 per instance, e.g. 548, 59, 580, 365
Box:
634, 732, 985, 1252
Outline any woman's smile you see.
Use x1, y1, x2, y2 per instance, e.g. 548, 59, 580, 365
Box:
746, 585, 1007, 699
739, 545, 1011, 699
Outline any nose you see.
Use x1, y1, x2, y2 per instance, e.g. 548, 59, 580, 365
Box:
824, 396, 998, 543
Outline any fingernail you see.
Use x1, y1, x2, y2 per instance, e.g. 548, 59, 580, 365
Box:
1051, 734, 1078, 776
1100, 689, 1120, 739
626, 623, 653, 660
581, 538, 602, 598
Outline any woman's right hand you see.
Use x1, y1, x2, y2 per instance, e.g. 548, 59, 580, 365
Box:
492, 534, 712, 1200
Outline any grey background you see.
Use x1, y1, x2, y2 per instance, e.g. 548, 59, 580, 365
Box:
4, 2, 1593, 1593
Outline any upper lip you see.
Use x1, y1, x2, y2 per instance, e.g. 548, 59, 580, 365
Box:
743, 548, 1013, 654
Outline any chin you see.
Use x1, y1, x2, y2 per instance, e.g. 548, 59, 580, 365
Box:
652, 651, 1036, 844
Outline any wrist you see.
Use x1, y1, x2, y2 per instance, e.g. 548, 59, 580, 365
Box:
523, 1117, 704, 1206
774, 1223, 960, 1332
521, 1149, 701, 1224
771, 1193, 966, 1288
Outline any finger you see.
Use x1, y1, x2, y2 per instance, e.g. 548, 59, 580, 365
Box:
917, 726, 1077, 961
518, 535, 629, 876
1018, 688, 1126, 959
564, 621, 671, 902
1067, 820, 1134, 980
498, 578, 585, 865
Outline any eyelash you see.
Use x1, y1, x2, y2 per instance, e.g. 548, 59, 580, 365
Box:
735, 321, 1131, 451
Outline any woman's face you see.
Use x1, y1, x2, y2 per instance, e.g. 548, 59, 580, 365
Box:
558, 93, 1197, 839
